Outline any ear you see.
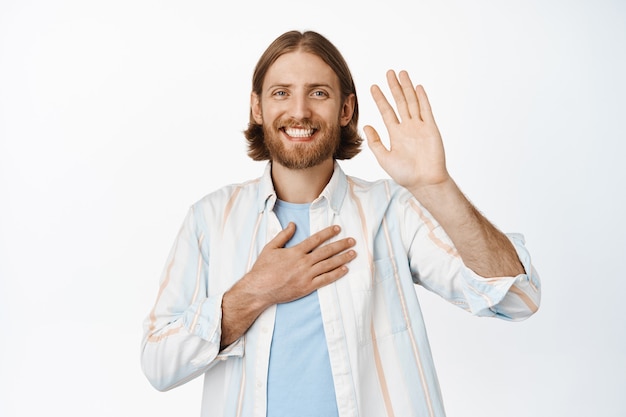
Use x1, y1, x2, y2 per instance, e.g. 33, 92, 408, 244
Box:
339, 94, 356, 127
251, 93, 263, 124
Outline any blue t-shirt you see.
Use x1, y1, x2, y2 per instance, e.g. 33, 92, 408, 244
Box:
266, 200, 338, 417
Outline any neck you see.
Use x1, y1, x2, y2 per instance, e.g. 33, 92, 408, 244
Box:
271, 158, 334, 203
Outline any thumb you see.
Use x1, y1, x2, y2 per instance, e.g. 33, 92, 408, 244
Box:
364, 125, 387, 160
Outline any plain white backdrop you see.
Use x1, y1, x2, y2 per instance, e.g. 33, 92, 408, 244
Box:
1, 0, 625, 415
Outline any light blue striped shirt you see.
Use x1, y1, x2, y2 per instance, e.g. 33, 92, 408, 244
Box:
142, 162, 541, 417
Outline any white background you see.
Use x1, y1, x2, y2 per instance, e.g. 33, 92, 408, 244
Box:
1, 0, 625, 416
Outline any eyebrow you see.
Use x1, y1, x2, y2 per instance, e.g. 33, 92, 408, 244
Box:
266, 83, 336, 90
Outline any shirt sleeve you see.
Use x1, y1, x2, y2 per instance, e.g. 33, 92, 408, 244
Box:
140, 206, 244, 392
403, 196, 541, 321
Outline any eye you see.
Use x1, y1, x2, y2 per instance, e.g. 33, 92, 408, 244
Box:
312, 90, 328, 98
272, 90, 288, 98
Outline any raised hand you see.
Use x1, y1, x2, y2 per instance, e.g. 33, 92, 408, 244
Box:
364, 70, 450, 193
364, 71, 526, 280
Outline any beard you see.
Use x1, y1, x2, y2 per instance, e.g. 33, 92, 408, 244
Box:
263, 117, 341, 170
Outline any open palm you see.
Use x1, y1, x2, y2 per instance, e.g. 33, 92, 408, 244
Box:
364, 70, 450, 192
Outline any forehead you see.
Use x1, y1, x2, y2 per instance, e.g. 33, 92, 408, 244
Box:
262, 50, 340, 90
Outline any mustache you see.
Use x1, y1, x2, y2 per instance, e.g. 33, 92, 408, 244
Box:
274, 118, 320, 130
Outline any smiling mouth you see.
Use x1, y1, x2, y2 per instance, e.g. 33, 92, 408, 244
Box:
282, 127, 317, 138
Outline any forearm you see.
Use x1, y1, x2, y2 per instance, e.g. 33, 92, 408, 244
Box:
220, 273, 270, 349
408, 177, 525, 278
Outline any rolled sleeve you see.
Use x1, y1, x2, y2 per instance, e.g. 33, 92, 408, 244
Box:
461, 233, 541, 320
184, 293, 245, 367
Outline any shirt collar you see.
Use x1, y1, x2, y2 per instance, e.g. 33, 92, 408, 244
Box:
256, 161, 348, 214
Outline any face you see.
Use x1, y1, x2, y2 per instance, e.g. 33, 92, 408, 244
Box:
251, 50, 355, 169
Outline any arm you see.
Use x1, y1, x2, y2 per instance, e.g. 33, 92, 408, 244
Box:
402, 194, 540, 319
141, 211, 356, 390
364, 70, 523, 278
141, 207, 224, 391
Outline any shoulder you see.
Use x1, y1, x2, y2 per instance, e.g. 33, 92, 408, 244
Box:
345, 174, 414, 205
341, 175, 419, 227
197, 177, 262, 206
188, 177, 263, 223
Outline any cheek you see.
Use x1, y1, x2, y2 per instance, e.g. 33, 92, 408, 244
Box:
258, 104, 284, 122
312, 105, 342, 122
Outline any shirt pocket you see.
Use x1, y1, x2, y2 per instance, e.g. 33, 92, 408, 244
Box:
348, 257, 409, 345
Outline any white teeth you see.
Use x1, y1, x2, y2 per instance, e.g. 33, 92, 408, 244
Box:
284, 128, 314, 138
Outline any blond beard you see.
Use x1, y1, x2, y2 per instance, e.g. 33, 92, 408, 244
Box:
263, 119, 341, 169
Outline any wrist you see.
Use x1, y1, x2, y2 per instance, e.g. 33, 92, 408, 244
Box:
229, 272, 272, 314
407, 176, 458, 209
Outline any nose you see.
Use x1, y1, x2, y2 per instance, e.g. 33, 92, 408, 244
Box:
289, 93, 312, 121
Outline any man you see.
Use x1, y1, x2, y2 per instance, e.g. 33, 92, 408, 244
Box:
141, 30, 540, 417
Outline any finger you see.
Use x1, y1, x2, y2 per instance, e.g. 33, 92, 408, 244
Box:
415, 84, 434, 123
386, 69, 411, 122
311, 261, 352, 289
370, 84, 399, 126
310, 247, 357, 278
363, 125, 388, 159
297, 225, 342, 253
399, 70, 420, 119
308, 237, 356, 265
267, 222, 296, 249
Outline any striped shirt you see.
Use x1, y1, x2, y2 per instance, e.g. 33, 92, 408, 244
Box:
141, 162, 541, 417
